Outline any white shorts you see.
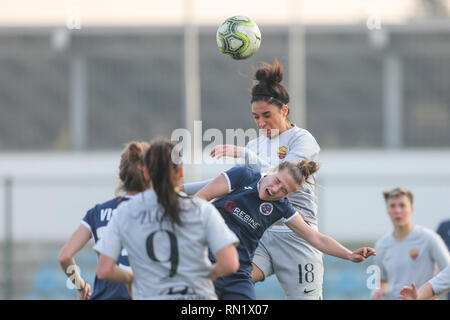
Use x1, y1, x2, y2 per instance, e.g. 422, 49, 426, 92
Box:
253, 228, 324, 300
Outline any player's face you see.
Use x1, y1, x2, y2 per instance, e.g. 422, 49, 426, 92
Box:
251, 101, 288, 138
386, 195, 414, 228
258, 169, 299, 201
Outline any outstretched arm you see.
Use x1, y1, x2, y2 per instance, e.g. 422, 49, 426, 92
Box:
181, 179, 213, 195
285, 215, 376, 262
195, 173, 231, 201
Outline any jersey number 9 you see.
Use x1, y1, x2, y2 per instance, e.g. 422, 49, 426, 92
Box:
146, 230, 179, 277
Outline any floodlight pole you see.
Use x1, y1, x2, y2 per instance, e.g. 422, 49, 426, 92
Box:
4, 177, 13, 299
183, 0, 202, 181
69, 54, 88, 151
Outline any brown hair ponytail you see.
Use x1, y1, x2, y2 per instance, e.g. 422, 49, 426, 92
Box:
116, 141, 150, 196
277, 160, 320, 187
145, 138, 183, 226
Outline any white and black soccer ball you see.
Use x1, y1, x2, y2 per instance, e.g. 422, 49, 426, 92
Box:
216, 16, 261, 60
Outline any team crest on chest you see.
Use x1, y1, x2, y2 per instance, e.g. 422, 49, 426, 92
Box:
259, 202, 273, 216
409, 248, 419, 260
224, 201, 237, 213
278, 146, 288, 159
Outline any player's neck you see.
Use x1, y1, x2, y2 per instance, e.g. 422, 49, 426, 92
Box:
393, 223, 414, 242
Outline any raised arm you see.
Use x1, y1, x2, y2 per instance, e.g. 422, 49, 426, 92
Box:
181, 179, 213, 195
285, 214, 376, 262
195, 173, 231, 201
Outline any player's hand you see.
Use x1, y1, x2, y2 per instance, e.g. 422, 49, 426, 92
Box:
398, 283, 418, 300
126, 272, 134, 298
210, 145, 243, 159
349, 247, 376, 262
77, 281, 91, 300
371, 289, 385, 300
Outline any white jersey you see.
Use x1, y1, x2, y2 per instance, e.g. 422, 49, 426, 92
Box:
94, 190, 239, 300
429, 264, 450, 296
375, 225, 450, 300
243, 125, 320, 229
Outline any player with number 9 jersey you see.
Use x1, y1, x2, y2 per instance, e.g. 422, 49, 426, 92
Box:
94, 138, 239, 299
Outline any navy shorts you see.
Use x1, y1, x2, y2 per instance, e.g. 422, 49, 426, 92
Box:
214, 274, 256, 300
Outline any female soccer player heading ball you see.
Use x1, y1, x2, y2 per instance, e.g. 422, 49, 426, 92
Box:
210, 59, 325, 299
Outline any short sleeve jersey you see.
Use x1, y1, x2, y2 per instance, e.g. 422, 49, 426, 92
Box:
375, 225, 450, 300
81, 196, 132, 300
211, 166, 299, 275
94, 190, 238, 300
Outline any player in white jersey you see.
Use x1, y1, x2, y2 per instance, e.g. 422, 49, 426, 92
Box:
210, 60, 323, 299
94, 138, 239, 300
399, 264, 450, 300
58, 141, 151, 300
371, 187, 450, 300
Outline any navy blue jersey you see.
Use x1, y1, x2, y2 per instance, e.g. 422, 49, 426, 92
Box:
211, 166, 298, 275
437, 219, 450, 300
437, 220, 450, 250
81, 196, 132, 300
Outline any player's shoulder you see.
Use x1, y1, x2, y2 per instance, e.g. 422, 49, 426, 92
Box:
375, 232, 394, 250
275, 197, 292, 208
86, 197, 122, 215
289, 126, 316, 140
227, 165, 261, 180
413, 224, 442, 241
287, 126, 320, 147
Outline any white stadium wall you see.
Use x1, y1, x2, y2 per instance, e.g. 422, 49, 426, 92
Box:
0, 150, 449, 243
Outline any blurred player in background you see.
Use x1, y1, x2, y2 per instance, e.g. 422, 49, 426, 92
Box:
436, 218, 450, 299
209, 60, 324, 299
371, 187, 450, 300
399, 264, 450, 300
196, 161, 375, 300
94, 138, 239, 300
58, 141, 151, 300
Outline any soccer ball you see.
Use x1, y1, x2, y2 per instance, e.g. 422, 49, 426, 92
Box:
216, 16, 261, 60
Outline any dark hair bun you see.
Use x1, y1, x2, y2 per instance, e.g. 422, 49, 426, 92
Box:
298, 160, 320, 177
254, 59, 284, 85
251, 59, 290, 105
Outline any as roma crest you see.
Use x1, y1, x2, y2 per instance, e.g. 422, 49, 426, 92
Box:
278, 146, 288, 159
409, 248, 419, 260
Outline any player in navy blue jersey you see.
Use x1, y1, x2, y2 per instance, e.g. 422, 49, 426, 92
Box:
436, 219, 450, 299
58, 141, 151, 300
196, 161, 376, 300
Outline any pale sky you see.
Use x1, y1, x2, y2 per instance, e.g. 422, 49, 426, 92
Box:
1, 0, 417, 26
